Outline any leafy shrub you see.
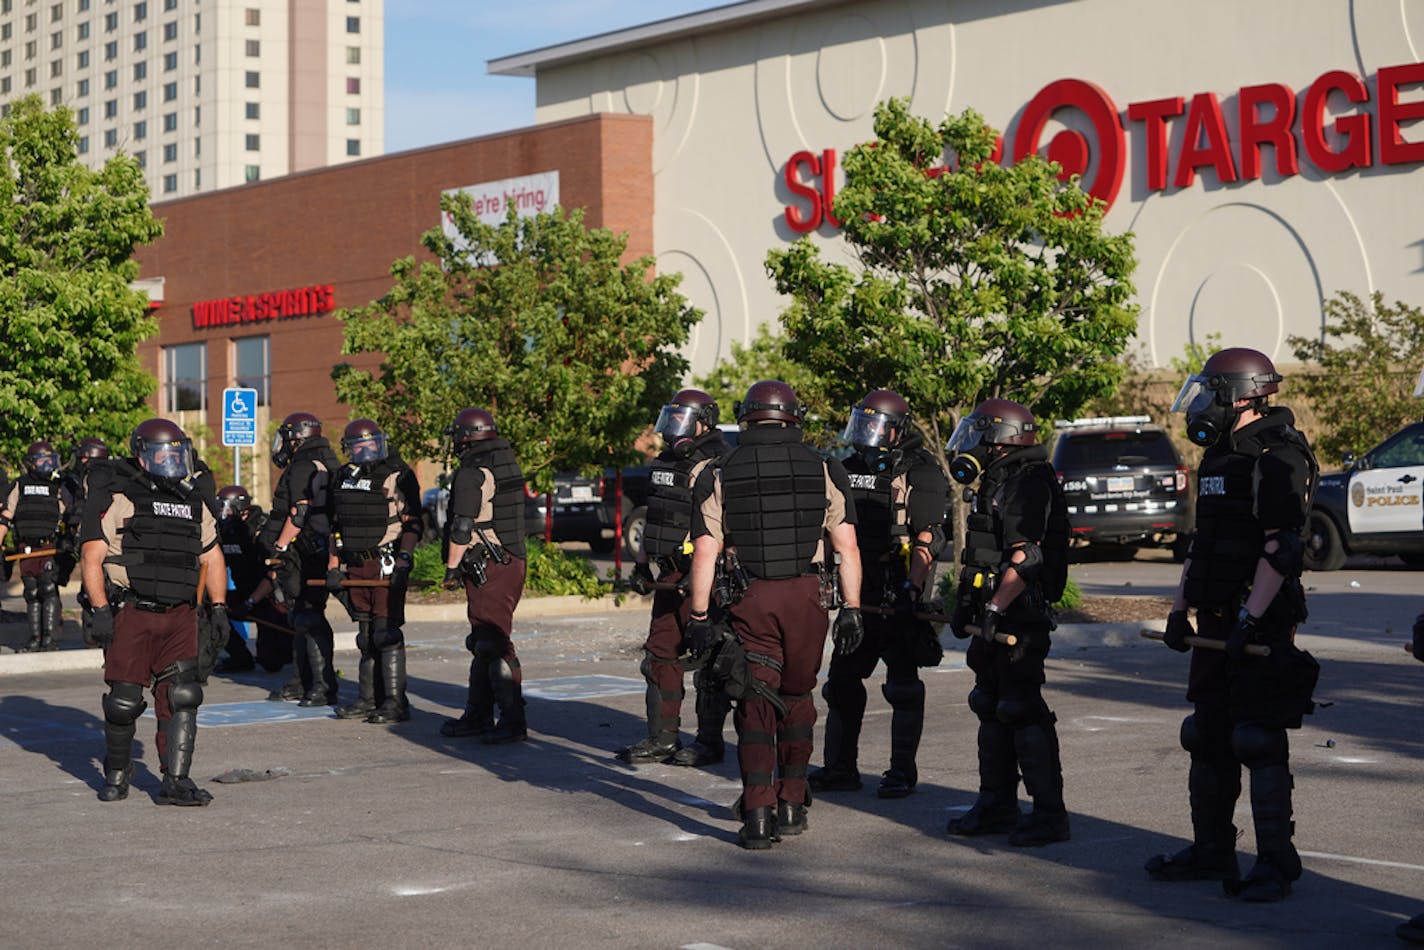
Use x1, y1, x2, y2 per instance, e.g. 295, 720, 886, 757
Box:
410, 541, 446, 585
524, 538, 610, 598
935, 569, 1083, 612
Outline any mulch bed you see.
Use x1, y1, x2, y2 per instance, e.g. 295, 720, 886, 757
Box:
1056, 595, 1174, 624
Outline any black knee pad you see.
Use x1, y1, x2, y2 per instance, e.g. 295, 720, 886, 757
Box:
967, 686, 997, 723
1179, 713, 1206, 753
369, 619, 403, 650
881, 678, 925, 710
355, 622, 371, 654
639, 650, 677, 681
472, 637, 503, 661
1231, 723, 1288, 768
37, 577, 58, 599
292, 609, 326, 634
21, 575, 38, 602
102, 683, 147, 725
821, 675, 865, 710
995, 698, 1037, 729
169, 680, 204, 712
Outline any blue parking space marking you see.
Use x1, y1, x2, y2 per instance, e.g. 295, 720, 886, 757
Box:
521, 675, 646, 701
195, 702, 336, 728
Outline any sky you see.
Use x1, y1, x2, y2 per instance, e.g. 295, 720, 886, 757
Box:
384, 0, 730, 154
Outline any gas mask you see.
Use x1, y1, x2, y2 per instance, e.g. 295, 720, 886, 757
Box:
1172, 376, 1238, 447
949, 445, 993, 485
271, 430, 295, 469
858, 445, 901, 474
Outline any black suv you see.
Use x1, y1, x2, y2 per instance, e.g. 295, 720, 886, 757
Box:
1050, 416, 1194, 560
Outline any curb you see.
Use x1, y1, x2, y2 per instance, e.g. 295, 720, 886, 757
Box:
0, 592, 652, 677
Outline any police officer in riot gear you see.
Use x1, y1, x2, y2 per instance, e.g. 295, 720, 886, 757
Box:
263, 411, 342, 706
80, 419, 229, 805
687, 380, 862, 849
811, 390, 948, 799
0, 441, 69, 651
327, 419, 423, 724
618, 389, 731, 766
1146, 348, 1320, 902
212, 485, 266, 674
439, 408, 530, 744
58, 438, 113, 594
946, 398, 1072, 847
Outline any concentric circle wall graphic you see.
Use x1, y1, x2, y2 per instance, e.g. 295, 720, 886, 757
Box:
588, 39, 699, 173
753, 0, 955, 172
658, 207, 750, 377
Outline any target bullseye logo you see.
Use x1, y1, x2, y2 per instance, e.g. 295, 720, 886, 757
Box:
1013, 78, 1127, 212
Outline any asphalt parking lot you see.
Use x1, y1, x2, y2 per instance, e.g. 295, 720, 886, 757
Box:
1, 556, 1421, 949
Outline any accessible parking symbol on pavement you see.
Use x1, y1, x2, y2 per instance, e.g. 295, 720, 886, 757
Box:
521, 675, 645, 701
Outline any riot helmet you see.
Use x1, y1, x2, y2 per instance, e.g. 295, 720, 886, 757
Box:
1170, 347, 1281, 447
734, 380, 804, 427
74, 438, 111, 466
446, 408, 497, 453
272, 411, 322, 468
341, 418, 389, 465
946, 398, 1038, 484
844, 389, 910, 448
24, 441, 60, 478
654, 389, 719, 442
217, 484, 253, 520
130, 418, 194, 481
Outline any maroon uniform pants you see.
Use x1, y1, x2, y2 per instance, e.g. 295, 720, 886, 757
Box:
344, 558, 407, 626
103, 603, 199, 767
728, 575, 827, 811
465, 556, 526, 676
641, 569, 693, 733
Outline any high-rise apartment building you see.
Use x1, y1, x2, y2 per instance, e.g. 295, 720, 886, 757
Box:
0, 0, 383, 199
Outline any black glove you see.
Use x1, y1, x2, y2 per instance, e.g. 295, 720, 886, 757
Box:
685, 612, 717, 657
272, 548, 302, 600
832, 607, 864, 657
391, 551, 413, 590
89, 606, 115, 648
1412, 613, 1424, 664
978, 604, 1004, 643
629, 561, 656, 596
1225, 609, 1260, 661
950, 602, 974, 640
893, 581, 921, 620
442, 567, 463, 591
1163, 609, 1193, 653
325, 567, 344, 592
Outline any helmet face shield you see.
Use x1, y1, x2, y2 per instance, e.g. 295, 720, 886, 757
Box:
842, 411, 895, 449
1170, 376, 1215, 414
345, 433, 387, 464
219, 494, 249, 519
140, 440, 192, 480
28, 450, 58, 475
654, 405, 700, 440
945, 416, 987, 455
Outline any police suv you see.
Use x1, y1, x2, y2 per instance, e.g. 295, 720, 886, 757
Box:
1050, 416, 1195, 560
1304, 420, 1424, 570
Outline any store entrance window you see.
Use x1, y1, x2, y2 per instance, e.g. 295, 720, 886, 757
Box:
234, 335, 269, 405
163, 341, 206, 411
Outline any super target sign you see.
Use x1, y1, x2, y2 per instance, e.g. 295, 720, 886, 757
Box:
784, 60, 1424, 229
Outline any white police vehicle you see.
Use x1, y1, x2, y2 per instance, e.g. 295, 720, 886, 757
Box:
1305, 419, 1424, 570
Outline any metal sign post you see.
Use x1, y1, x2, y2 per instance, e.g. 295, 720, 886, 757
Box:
221, 387, 258, 486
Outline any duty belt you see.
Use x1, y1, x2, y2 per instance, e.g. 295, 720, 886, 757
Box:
342, 543, 393, 567
115, 589, 194, 612
656, 554, 690, 576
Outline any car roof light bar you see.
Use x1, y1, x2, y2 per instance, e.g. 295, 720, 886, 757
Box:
1054, 416, 1153, 429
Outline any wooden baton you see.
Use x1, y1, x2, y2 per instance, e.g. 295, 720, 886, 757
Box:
5, 547, 58, 562
1140, 629, 1270, 657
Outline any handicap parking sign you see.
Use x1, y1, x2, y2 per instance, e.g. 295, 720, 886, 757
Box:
222, 388, 258, 447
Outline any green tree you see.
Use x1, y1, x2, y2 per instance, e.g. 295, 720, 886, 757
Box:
1289, 291, 1424, 460
765, 100, 1139, 475
0, 96, 163, 464
690, 323, 839, 445
333, 201, 698, 491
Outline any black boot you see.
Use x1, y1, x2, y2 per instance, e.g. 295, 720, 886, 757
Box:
738, 805, 780, 850
1146, 749, 1241, 881
156, 701, 211, 806
810, 676, 865, 792
267, 636, 308, 701
671, 673, 728, 766
98, 760, 134, 802
878, 679, 924, 799
39, 595, 62, 651
442, 655, 496, 737
1398, 912, 1424, 944
22, 597, 42, 652
336, 653, 378, 719
1008, 715, 1070, 846
776, 798, 809, 836
948, 720, 1021, 835
618, 733, 680, 764
482, 658, 527, 744
297, 619, 339, 706
367, 646, 410, 724
1227, 765, 1301, 902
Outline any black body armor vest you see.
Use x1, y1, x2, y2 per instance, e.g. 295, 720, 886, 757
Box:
12, 472, 63, 541
1184, 412, 1316, 609
844, 450, 924, 560
455, 439, 526, 559
643, 431, 726, 560
221, 509, 270, 598
263, 438, 340, 552
331, 459, 400, 553
720, 426, 827, 580
108, 462, 203, 604
961, 448, 1070, 605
